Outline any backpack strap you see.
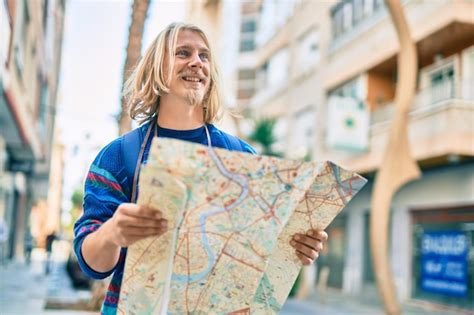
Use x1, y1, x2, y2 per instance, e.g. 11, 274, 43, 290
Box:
121, 127, 143, 201
223, 132, 243, 152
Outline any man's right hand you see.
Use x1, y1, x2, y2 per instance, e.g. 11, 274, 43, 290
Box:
81, 203, 168, 273
104, 203, 168, 247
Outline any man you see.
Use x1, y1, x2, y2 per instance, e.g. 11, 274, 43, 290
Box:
74, 22, 327, 314
45, 232, 56, 274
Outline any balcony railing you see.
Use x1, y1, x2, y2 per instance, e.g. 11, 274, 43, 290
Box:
371, 79, 474, 126
329, 0, 452, 53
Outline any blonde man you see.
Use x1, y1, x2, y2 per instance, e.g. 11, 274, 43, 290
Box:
74, 22, 327, 314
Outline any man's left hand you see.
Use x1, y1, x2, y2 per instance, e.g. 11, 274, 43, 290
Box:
290, 229, 328, 265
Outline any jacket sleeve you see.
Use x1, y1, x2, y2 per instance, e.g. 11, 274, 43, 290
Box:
73, 138, 130, 279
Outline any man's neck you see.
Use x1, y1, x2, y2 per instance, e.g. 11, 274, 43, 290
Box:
157, 95, 204, 130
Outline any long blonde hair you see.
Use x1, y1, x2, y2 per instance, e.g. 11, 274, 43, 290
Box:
123, 22, 221, 124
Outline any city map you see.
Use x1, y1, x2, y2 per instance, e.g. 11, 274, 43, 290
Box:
117, 138, 366, 314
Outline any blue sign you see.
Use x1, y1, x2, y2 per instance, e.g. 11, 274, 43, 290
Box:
420, 231, 468, 297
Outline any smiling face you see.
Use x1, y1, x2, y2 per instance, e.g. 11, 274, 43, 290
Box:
165, 30, 211, 107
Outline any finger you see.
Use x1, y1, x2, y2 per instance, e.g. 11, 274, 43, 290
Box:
296, 251, 313, 266
124, 225, 168, 237
119, 204, 163, 219
137, 205, 164, 219
307, 229, 328, 242
292, 234, 321, 251
291, 240, 318, 261
123, 217, 168, 229
290, 240, 319, 260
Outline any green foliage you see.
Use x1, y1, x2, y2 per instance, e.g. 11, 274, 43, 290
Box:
249, 117, 282, 157
63, 188, 84, 238
71, 189, 84, 209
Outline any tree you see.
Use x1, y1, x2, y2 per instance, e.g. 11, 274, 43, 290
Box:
248, 117, 282, 157
71, 189, 84, 209
63, 188, 84, 238
118, 0, 151, 135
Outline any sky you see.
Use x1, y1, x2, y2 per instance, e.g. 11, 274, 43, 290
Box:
57, 0, 185, 219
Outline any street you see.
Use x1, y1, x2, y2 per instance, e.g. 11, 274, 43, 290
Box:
0, 245, 469, 315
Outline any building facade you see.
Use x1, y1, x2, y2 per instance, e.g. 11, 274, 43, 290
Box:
186, 0, 474, 311
0, 0, 65, 260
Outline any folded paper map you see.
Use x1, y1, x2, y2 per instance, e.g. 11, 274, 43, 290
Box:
117, 138, 367, 314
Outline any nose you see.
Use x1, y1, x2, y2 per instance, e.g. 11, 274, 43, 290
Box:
188, 52, 203, 69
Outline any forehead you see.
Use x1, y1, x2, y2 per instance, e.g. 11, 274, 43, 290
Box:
175, 29, 209, 50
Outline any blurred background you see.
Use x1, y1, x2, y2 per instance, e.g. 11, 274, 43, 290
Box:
0, 0, 473, 314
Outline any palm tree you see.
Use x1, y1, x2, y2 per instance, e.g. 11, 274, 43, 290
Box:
118, 0, 151, 135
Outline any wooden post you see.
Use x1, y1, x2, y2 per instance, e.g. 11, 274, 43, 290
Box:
370, 1, 421, 314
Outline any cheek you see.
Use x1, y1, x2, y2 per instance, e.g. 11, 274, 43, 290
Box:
204, 67, 211, 87
204, 80, 211, 94
203, 64, 211, 76
170, 70, 182, 85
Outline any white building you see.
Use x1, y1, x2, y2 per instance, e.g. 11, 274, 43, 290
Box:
0, 0, 66, 259
187, 0, 474, 311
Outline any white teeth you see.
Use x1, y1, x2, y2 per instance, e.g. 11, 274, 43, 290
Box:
183, 77, 201, 82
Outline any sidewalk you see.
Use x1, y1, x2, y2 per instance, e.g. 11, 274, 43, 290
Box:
280, 286, 471, 315
1, 247, 469, 315
0, 247, 94, 315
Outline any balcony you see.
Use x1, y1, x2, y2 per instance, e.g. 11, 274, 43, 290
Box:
371, 79, 473, 125
324, 0, 474, 91
341, 79, 474, 173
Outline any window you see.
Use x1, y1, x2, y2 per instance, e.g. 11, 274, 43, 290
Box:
429, 62, 455, 102
461, 47, 474, 99
239, 15, 257, 52
273, 117, 288, 154
333, 6, 343, 38
266, 47, 289, 89
239, 36, 255, 52
237, 69, 257, 100
374, 0, 384, 10
239, 2, 258, 53
342, 1, 353, 32
364, 0, 374, 16
353, 0, 364, 23
290, 107, 316, 159
14, 1, 30, 73
38, 83, 49, 138
0, 1, 11, 66
237, 87, 255, 100
43, 0, 49, 30
241, 20, 256, 33
44, 0, 56, 70
257, 62, 268, 90
331, 0, 385, 39
238, 69, 256, 81
329, 77, 363, 100
430, 67, 454, 86
295, 29, 320, 76
256, 0, 295, 46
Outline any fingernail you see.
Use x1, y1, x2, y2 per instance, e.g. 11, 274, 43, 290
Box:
161, 221, 167, 227
290, 240, 296, 246
294, 235, 300, 240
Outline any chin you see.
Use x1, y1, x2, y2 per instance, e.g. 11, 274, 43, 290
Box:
185, 90, 205, 107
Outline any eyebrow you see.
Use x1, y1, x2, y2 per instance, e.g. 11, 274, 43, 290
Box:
175, 45, 210, 54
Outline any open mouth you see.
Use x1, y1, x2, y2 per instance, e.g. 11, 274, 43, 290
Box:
182, 76, 203, 83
